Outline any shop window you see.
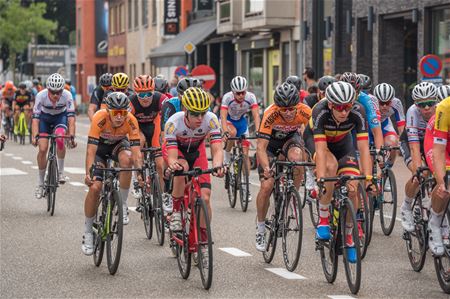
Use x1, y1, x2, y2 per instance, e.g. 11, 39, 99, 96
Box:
134, 0, 139, 28
243, 50, 263, 101
431, 6, 450, 84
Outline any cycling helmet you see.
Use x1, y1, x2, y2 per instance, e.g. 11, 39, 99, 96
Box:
46, 73, 65, 91
177, 77, 202, 95
318, 75, 337, 92
358, 74, 372, 91
111, 72, 129, 89
4, 81, 14, 90
65, 79, 71, 85
181, 87, 211, 113
105, 92, 130, 110
32, 79, 39, 85
285, 75, 302, 91
436, 85, 450, 101
412, 82, 437, 101
18, 82, 27, 89
373, 83, 395, 102
340, 72, 363, 91
273, 82, 300, 107
133, 75, 154, 92
326, 81, 356, 105
99, 73, 113, 87
230, 76, 248, 92
154, 77, 169, 93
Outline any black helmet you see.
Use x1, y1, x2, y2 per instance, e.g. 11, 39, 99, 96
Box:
154, 77, 169, 93
285, 75, 302, 91
273, 83, 300, 107
105, 92, 130, 110
318, 75, 337, 92
99, 73, 113, 87
18, 82, 27, 89
340, 72, 363, 91
358, 74, 372, 91
177, 77, 202, 95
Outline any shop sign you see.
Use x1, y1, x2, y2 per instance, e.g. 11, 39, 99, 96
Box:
164, 0, 180, 36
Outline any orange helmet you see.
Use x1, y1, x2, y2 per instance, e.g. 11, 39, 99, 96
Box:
4, 80, 14, 90
133, 75, 154, 92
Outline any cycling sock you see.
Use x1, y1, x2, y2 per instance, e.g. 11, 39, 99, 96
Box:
401, 197, 413, 210
345, 224, 353, 236
38, 169, 46, 185
430, 208, 444, 227
57, 158, 64, 174
257, 221, 265, 234
85, 216, 95, 234
319, 203, 329, 218
172, 196, 183, 212
120, 188, 129, 206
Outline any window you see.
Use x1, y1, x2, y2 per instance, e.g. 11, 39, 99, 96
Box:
134, 0, 139, 28
219, 1, 230, 23
110, 6, 116, 35
120, 4, 125, 33
152, 0, 157, 25
245, 0, 263, 16
282, 42, 290, 80
128, 0, 132, 30
431, 6, 450, 84
142, 0, 148, 26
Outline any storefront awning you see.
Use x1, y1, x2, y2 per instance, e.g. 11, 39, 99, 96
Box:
149, 19, 217, 67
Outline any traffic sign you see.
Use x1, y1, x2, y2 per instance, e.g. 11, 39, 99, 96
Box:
174, 66, 188, 77
419, 54, 443, 78
191, 64, 216, 90
421, 76, 443, 87
184, 42, 196, 55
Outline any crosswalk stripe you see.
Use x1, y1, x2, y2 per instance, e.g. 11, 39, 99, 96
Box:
64, 167, 85, 174
4, 153, 13, 156
69, 182, 85, 187
219, 247, 252, 257
21, 161, 33, 165
265, 268, 307, 280
12, 156, 23, 160
0, 168, 28, 176
327, 295, 355, 299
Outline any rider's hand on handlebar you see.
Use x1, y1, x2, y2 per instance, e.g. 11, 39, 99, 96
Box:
32, 135, 38, 147
212, 166, 225, 178
168, 161, 183, 173
222, 131, 230, 144
84, 174, 94, 187
68, 136, 77, 149
436, 182, 449, 198
263, 166, 273, 179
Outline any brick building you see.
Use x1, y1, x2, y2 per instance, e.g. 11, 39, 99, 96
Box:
108, 0, 127, 73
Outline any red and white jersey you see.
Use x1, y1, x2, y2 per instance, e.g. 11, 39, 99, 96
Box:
380, 97, 406, 126
221, 91, 258, 120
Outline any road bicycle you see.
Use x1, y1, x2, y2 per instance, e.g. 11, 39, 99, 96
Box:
14, 107, 31, 144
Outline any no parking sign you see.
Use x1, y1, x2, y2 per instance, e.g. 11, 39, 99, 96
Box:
419, 54, 443, 86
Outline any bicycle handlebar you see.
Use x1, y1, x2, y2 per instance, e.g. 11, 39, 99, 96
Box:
227, 136, 258, 141
369, 145, 400, 155
275, 161, 316, 167
171, 166, 222, 177
37, 134, 73, 140
318, 174, 372, 184
93, 166, 143, 173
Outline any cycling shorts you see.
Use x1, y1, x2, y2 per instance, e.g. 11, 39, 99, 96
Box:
93, 139, 130, 181
162, 142, 211, 189
139, 122, 161, 156
381, 118, 398, 138
38, 112, 67, 136
399, 130, 425, 167
15, 101, 31, 109
226, 115, 249, 137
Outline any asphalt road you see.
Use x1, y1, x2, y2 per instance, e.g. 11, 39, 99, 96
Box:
0, 116, 447, 298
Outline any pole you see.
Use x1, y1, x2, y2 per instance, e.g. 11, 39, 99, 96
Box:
298, 0, 304, 76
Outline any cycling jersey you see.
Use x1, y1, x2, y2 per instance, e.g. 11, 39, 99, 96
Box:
88, 109, 140, 146
32, 89, 75, 119
258, 103, 311, 141
434, 97, 450, 148
161, 97, 182, 131
221, 91, 258, 121
405, 104, 427, 143
303, 93, 321, 108
358, 92, 380, 129
100, 88, 135, 109
424, 115, 450, 172
380, 97, 405, 125
13, 90, 33, 107
89, 86, 106, 110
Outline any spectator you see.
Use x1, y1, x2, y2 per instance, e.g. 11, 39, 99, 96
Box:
169, 75, 179, 97
303, 67, 317, 89
307, 84, 319, 95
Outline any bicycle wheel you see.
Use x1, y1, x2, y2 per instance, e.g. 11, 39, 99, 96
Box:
281, 188, 303, 272
434, 209, 450, 294
176, 201, 191, 279
226, 164, 237, 208
93, 199, 106, 267
106, 190, 123, 275
143, 192, 153, 240
308, 196, 320, 228
263, 190, 278, 263
196, 198, 213, 290
47, 159, 58, 216
152, 173, 165, 246
404, 197, 427, 272
300, 170, 307, 209
380, 169, 397, 236
357, 182, 371, 259
238, 157, 250, 212
319, 204, 338, 283
341, 199, 362, 295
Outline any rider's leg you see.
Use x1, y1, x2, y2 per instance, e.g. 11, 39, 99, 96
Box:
224, 123, 237, 164
286, 145, 305, 189
13, 106, 20, 132
54, 126, 67, 177
37, 137, 49, 184
384, 133, 399, 166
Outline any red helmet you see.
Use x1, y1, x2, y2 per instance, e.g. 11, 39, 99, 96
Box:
133, 75, 154, 92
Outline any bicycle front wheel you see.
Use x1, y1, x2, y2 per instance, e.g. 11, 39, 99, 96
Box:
176, 201, 191, 279
106, 190, 123, 275
281, 188, 303, 272
319, 204, 338, 283
47, 159, 58, 216
196, 197, 213, 290
93, 199, 106, 267
341, 199, 362, 295
238, 157, 250, 212
404, 197, 427, 272
380, 169, 397, 236
226, 164, 237, 208
357, 182, 371, 259
152, 173, 165, 246
434, 209, 450, 294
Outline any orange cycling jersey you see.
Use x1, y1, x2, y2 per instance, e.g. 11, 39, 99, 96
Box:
88, 109, 140, 146
258, 103, 311, 140
434, 96, 450, 152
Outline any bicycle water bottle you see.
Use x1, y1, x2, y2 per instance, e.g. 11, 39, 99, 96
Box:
333, 208, 339, 227
305, 167, 316, 190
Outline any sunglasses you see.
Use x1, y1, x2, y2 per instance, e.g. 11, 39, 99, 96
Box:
280, 107, 296, 113
114, 88, 127, 92
138, 92, 153, 98
109, 109, 128, 118
49, 89, 62, 95
235, 91, 246, 96
415, 100, 436, 109
332, 103, 353, 112
379, 100, 392, 106
188, 111, 207, 117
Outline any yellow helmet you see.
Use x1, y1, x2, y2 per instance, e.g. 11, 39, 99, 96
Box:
182, 87, 211, 113
111, 72, 129, 89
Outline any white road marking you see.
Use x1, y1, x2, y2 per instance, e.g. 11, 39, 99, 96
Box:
4, 153, 13, 156
0, 168, 28, 176
128, 206, 138, 213
31, 166, 38, 170
219, 247, 252, 257
64, 167, 85, 174
327, 295, 355, 299
12, 156, 23, 160
264, 268, 307, 280
374, 211, 401, 222
21, 161, 33, 165
69, 182, 85, 187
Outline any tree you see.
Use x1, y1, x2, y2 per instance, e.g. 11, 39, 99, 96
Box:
0, 0, 57, 77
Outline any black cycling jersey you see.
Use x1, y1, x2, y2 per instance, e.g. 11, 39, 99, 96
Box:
89, 86, 105, 110
129, 92, 165, 123
303, 93, 321, 109
13, 90, 33, 107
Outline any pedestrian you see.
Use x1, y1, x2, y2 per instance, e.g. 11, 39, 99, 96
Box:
169, 75, 179, 97
303, 67, 317, 89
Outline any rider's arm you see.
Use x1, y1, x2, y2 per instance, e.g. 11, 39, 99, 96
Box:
409, 142, 422, 173
353, 105, 371, 175
433, 104, 449, 185
251, 106, 261, 133
31, 93, 42, 138
127, 115, 142, 168
394, 98, 406, 137
256, 138, 270, 170
87, 104, 97, 121
208, 114, 223, 168
220, 108, 228, 134
66, 91, 76, 137
85, 143, 97, 176
256, 108, 273, 170
433, 143, 447, 185
164, 118, 179, 166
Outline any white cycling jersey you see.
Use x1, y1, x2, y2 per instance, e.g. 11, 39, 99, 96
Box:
380, 97, 406, 126
221, 91, 258, 120
405, 104, 427, 143
33, 89, 75, 117
164, 111, 222, 152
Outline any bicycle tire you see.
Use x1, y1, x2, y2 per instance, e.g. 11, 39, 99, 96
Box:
308, 196, 320, 228
281, 188, 303, 272
405, 195, 428, 272
106, 190, 123, 275
196, 198, 213, 290
176, 200, 191, 279
434, 208, 450, 294
357, 182, 371, 259
380, 169, 397, 236
239, 157, 250, 212
50, 160, 58, 216
341, 198, 362, 295
319, 204, 338, 283
300, 171, 307, 209
143, 192, 153, 240
152, 173, 165, 246
226, 165, 237, 208
45, 171, 51, 212
263, 190, 278, 263
93, 200, 106, 267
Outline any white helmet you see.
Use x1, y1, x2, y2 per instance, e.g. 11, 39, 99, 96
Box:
436, 85, 450, 101
230, 76, 248, 92
46, 73, 65, 91
374, 83, 395, 102
412, 82, 437, 101
325, 81, 356, 104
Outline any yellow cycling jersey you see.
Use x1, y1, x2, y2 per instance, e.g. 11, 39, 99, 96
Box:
434, 96, 450, 148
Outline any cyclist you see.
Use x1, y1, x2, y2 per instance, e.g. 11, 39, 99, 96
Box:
436, 85, 450, 102
163, 87, 224, 237
304, 81, 371, 263
31, 79, 43, 97
423, 93, 450, 256
399, 82, 438, 232
32, 73, 76, 198
303, 75, 336, 108
221, 76, 260, 183
1, 81, 16, 131
12, 82, 34, 135
100, 73, 134, 109
255, 82, 311, 251
373, 83, 405, 169
88, 73, 113, 121
154, 77, 173, 100
285, 75, 309, 102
